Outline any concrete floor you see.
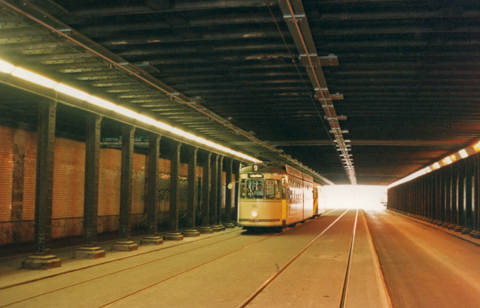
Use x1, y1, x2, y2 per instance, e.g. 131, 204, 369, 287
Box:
0, 210, 388, 308
5, 208, 478, 307
366, 210, 480, 308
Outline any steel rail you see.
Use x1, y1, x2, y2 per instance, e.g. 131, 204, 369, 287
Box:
0, 230, 243, 307
339, 208, 359, 308
237, 209, 350, 308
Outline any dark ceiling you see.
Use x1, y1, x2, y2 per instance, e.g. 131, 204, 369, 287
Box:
0, 0, 479, 186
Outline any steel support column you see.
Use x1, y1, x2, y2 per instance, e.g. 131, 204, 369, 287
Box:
454, 161, 465, 232
463, 158, 474, 234
443, 166, 453, 228
433, 171, 444, 225
141, 133, 163, 245
473, 155, 480, 238
164, 140, 184, 241
75, 115, 106, 259
216, 155, 225, 231
199, 151, 213, 233
449, 166, 459, 229
223, 158, 235, 228
437, 168, 447, 226
183, 146, 200, 237
23, 100, 61, 269
113, 126, 138, 251
233, 162, 241, 225
210, 154, 221, 231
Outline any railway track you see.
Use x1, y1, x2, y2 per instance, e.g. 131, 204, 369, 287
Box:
0, 229, 249, 307
1, 209, 384, 308
238, 209, 355, 308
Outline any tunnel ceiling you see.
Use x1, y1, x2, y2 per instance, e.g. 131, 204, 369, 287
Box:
0, 0, 479, 186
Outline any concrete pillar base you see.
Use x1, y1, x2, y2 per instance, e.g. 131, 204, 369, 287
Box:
74, 246, 106, 259
442, 222, 450, 228
433, 220, 439, 224
23, 254, 61, 270
141, 236, 163, 245
164, 232, 184, 241
447, 224, 457, 230
461, 227, 472, 234
183, 229, 200, 237
223, 222, 235, 228
212, 225, 223, 232
112, 240, 138, 251
470, 230, 480, 238
198, 226, 213, 234
436, 221, 444, 226
453, 225, 464, 232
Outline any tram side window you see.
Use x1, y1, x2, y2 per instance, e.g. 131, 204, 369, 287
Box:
275, 180, 282, 199
240, 180, 246, 199
245, 179, 264, 199
266, 180, 275, 199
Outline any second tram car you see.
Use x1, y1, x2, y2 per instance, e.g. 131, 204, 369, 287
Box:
237, 163, 325, 228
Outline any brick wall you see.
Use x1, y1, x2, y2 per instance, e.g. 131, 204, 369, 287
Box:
51, 138, 86, 238
98, 148, 121, 217
23, 131, 37, 221
0, 126, 14, 222
52, 138, 86, 219
132, 153, 146, 214
0, 123, 217, 246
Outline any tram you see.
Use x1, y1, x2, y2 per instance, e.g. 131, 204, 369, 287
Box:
237, 163, 325, 229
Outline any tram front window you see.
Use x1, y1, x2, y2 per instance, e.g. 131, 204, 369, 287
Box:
243, 179, 264, 199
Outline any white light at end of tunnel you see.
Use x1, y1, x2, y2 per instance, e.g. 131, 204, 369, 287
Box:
322, 185, 388, 211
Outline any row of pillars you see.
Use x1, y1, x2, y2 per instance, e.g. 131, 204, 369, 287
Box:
23, 101, 240, 269
388, 153, 480, 238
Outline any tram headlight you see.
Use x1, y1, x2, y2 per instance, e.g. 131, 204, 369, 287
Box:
251, 211, 258, 218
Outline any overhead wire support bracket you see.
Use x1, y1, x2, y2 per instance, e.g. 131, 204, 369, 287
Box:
279, 0, 356, 184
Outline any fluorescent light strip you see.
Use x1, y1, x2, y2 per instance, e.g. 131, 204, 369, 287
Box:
11, 67, 58, 89
54, 83, 91, 101
0, 59, 15, 73
0, 58, 260, 163
388, 141, 480, 189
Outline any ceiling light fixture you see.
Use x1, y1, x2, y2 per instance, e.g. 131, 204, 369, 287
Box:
0, 57, 261, 163
11, 67, 58, 89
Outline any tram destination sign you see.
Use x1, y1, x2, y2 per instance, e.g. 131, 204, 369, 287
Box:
248, 173, 264, 178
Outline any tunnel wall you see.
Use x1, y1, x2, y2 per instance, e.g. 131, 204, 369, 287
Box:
0, 124, 234, 246
388, 153, 480, 237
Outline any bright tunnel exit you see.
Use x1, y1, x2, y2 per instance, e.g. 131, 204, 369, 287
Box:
322, 185, 388, 210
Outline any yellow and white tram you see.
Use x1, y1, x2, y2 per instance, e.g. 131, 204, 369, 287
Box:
237, 163, 325, 228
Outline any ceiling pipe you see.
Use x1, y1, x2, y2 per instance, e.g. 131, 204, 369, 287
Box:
279, 0, 356, 184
